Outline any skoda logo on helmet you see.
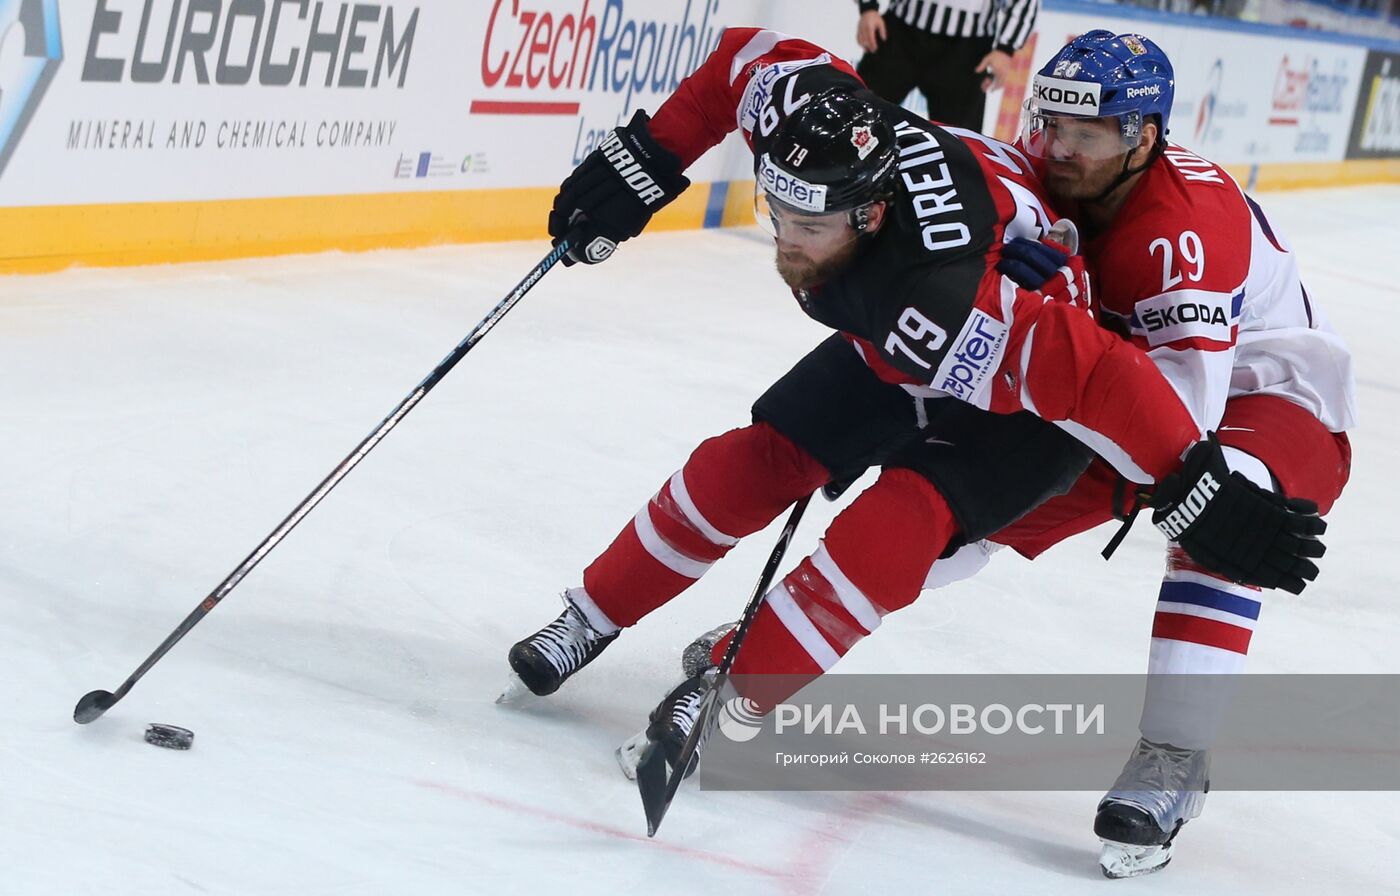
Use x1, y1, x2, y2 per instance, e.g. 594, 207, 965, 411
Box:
1033, 75, 1102, 115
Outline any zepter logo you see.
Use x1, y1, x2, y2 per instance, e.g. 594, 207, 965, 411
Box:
0, 0, 61, 179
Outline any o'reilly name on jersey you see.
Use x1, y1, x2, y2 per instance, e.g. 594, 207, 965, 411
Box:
82, 1, 418, 88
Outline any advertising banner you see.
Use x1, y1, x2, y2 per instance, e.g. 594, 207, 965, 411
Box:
1347, 49, 1400, 159
1004, 8, 1367, 165
0, 1, 1395, 270
0, 0, 800, 206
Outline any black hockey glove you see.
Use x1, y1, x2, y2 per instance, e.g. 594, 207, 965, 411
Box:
1148, 434, 1327, 594
547, 110, 690, 266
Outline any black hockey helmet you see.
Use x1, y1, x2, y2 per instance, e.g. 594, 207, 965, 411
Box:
756, 89, 899, 217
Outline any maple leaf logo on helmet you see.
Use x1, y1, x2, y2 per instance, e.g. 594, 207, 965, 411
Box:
850, 125, 878, 160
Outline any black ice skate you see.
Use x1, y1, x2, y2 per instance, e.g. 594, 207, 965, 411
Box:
617, 669, 714, 781
1095, 737, 1210, 879
498, 590, 619, 702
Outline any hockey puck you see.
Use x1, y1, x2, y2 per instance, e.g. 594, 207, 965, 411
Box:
144, 723, 194, 750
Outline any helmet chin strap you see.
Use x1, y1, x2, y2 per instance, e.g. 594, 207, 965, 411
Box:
1084, 140, 1164, 205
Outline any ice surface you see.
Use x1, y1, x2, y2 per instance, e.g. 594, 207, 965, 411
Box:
4, 186, 1398, 894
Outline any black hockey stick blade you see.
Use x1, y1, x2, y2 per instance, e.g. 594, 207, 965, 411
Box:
73, 689, 117, 724
637, 495, 811, 836
637, 683, 721, 837
634, 740, 671, 837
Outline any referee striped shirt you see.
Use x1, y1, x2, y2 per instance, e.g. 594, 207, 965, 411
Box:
856, 0, 1040, 53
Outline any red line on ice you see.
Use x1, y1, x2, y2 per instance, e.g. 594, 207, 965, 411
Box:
414, 779, 783, 878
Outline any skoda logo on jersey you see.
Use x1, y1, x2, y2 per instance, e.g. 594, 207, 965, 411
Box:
0, 0, 63, 180
758, 153, 828, 213
1033, 75, 1102, 115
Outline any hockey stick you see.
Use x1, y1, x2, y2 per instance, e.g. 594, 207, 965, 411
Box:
636, 493, 812, 836
73, 237, 577, 725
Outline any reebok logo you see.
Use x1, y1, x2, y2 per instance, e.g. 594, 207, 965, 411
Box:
1156, 471, 1221, 539
600, 131, 666, 205
1127, 85, 1163, 99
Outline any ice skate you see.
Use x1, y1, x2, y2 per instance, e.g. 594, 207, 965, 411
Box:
618, 622, 733, 778
1095, 737, 1210, 879
681, 621, 736, 678
498, 590, 619, 703
617, 669, 714, 781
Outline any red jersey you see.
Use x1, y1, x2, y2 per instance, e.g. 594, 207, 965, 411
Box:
1078, 145, 1356, 435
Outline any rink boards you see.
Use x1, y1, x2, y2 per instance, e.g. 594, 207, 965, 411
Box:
0, 0, 1397, 272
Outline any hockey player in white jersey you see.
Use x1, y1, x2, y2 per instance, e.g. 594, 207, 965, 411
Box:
983, 31, 1356, 877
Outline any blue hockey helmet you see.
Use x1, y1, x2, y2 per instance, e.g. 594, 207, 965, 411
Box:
1022, 30, 1175, 161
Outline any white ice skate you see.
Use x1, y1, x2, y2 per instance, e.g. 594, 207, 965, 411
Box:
1095, 737, 1210, 879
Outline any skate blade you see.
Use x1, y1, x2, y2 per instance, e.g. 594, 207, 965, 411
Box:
616, 728, 650, 781
495, 672, 536, 705
1098, 840, 1173, 879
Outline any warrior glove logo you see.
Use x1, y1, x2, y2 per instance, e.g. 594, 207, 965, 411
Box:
0, 0, 63, 179
1155, 471, 1221, 539
600, 130, 667, 206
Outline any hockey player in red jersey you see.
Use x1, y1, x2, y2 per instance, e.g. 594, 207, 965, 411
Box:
504, 25, 1326, 831
936, 31, 1356, 877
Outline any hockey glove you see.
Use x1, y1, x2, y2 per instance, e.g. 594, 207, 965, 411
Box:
1149, 434, 1327, 594
547, 110, 690, 266
997, 236, 1069, 291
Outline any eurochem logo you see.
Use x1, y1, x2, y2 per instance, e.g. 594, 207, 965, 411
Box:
0, 0, 62, 178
